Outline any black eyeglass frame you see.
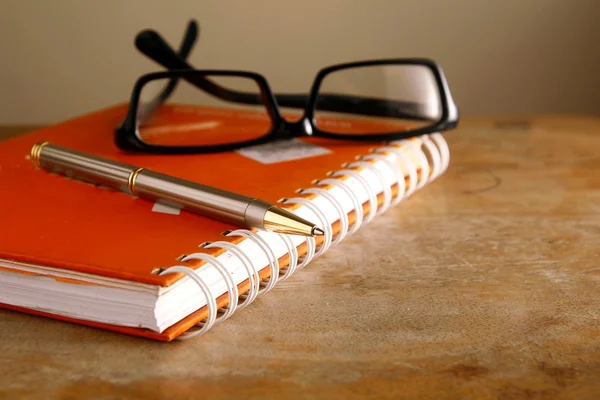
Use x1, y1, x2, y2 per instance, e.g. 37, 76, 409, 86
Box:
115, 22, 459, 154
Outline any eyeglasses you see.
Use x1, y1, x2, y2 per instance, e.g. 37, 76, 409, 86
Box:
115, 20, 459, 154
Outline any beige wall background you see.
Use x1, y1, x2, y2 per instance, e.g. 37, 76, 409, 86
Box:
1, 0, 599, 125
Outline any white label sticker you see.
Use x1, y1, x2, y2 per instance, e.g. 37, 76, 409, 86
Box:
236, 138, 331, 164
152, 202, 181, 215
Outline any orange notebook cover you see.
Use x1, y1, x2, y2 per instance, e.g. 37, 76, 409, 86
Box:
0, 104, 449, 341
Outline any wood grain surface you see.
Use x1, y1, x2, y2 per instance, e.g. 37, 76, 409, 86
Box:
1, 116, 599, 399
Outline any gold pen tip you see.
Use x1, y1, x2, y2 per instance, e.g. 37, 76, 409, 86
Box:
262, 206, 326, 237
312, 227, 325, 236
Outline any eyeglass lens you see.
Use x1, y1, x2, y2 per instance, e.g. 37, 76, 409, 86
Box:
314, 64, 442, 135
136, 74, 272, 147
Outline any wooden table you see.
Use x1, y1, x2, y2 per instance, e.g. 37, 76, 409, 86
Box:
1, 116, 599, 399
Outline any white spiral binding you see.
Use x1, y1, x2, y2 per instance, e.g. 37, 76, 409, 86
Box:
345, 161, 392, 215
399, 139, 431, 190
159, 265, 216, 340
421, 135, 443, 181
330, 168, 378, 223
359, 154, 406, 207
180, 253, 239, 320
158, 253, 238, 340
315, 178, 364, 235
162, 134, 449, 339
298, 187, 349, 244
225, 230, 280, 293
275, 233, 299, 281
299, 235, 317, 267
203, 241, 260, 309
431, 132, 450, 173
373, 145, 419, 197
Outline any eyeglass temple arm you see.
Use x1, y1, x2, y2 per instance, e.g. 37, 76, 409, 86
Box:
124, 20, 200, 129
135, 30, 435, 121
135, 30, 268, 104
138, 20, 198, 114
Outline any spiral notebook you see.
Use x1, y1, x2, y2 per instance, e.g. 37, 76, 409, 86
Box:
0, 104, 450, 342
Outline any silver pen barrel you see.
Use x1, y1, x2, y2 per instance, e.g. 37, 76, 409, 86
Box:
30, 142, 269, 228
133, 169, 271, 228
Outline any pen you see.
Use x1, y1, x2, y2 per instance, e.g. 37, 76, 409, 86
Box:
30, 142, 324, 237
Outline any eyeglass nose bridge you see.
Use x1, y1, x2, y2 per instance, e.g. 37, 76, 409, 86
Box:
272, 117, 314, 140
